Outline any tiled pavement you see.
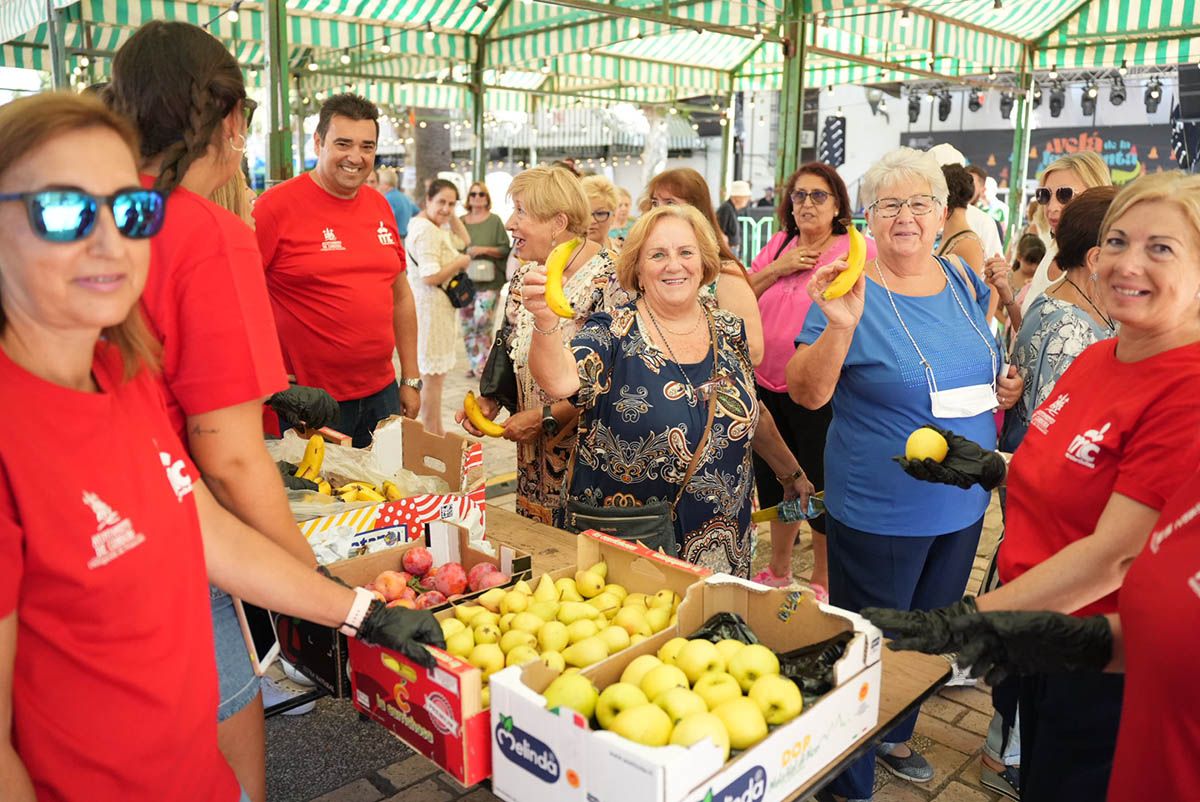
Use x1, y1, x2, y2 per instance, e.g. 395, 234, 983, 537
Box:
270, 347, 1010, 802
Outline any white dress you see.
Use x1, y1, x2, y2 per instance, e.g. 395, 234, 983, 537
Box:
405, 216, 461, 376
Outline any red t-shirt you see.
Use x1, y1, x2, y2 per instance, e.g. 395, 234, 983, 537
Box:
138, 176, 288, 444
1107, 469, 1200, 801
1000, 339, 1200, 616
254, 173, 406, 401
0, 344, 238, 802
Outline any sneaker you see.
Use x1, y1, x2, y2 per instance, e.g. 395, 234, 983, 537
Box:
981, 763, 1020, 800
876, 743, 934, 783
280, 659, 316, 688
944, 654, 978, 687
261, 676, 316, 716
752, 568, 794, 588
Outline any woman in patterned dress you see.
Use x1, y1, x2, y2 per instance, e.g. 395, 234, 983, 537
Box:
457, 165, 628, 524
522, 204, 812, 577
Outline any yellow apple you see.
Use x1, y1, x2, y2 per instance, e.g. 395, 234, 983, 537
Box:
538, 621, 570, 653
608, 704, 673, 746
630, 633, 647, 646
595, 682, 649, 729
597, 625, 631, 653
620, 654, 663, 687
712, 697, 768, 750
563, 635, 609, 668
692, 672, 743, 711
653, 686, 708, 725
468, 643, 505, 681
658, 636, 688, 666
639, 664, 689, 701
481, 685, 491, 709
543, 673, 598, 719
728, 644, 781, 692
748, 674, 804, 726
499, 629, 537, 654
670, 712, 731, 761
714, 639, 746, 663
674, 640, 726, 684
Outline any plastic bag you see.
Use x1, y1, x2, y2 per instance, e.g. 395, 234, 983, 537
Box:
686, 612, 759, 645
778, 630, 854, 699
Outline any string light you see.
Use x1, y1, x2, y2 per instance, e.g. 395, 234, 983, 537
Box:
224, 2, 241, 23
898, 8, 912, 28
307, 60, 319, 71
380, 36, 392, 54
340, 49, 351, 65
753, 25, 764, 41
424, 21, 435, 41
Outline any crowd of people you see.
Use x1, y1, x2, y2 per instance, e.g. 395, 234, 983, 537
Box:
1, 17, 1198, 802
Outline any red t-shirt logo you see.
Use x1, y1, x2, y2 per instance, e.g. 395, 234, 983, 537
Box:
1064, 422, 1111, 469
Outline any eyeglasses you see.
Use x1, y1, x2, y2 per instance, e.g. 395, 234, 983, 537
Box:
790, 189, 831, 207
0, 187, 166, 242
241, 97, 257, 128
1035, 186, 1074, 206
591, 210, 612, 222
869, 194, 939, 218
468, 191, 488, 198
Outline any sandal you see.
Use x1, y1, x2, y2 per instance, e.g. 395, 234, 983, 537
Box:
752, 568, 794, 588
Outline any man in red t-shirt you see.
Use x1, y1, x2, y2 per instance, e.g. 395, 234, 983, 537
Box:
254, 94, 421, 447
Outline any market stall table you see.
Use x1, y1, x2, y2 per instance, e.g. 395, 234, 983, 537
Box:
484, 507, 951, 802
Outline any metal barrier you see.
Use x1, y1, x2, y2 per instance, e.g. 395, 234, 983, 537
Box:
735, 213, 867, 265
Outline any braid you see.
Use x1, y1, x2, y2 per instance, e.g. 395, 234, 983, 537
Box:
154, 80, 226, 194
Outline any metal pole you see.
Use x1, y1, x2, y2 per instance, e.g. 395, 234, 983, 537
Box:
776, 0, 806, 187
293, 76, 308, 175
1006, 45, 1034, 246
719, 89, 734, 194
45, 0, 68, 89
472, 44, 486, 182
265, 0, 293, 183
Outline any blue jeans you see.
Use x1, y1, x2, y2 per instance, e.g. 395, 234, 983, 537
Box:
212, 586, 260, 722
335, 380, 401, 448
824, 514, 984, 801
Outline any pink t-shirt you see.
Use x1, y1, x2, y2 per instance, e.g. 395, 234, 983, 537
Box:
749, 230, 877, 392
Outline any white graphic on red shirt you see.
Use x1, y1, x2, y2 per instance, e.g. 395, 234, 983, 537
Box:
160, 452, 194, 502
1149, 500, 1200, 554
82, 491, 146, 569
321, 227, 345, 252
1065, 422, 1111, 469
1189, 571, 1200, 600
1031, 392, 1070, 435
377, 222, 395, 246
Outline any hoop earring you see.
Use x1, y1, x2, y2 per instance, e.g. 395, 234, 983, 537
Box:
229, 133, 246, 153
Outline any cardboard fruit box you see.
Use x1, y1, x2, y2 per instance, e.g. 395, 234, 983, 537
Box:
488, 575, 883, 802
275, 521, 532, 698
347, 529, 711, 787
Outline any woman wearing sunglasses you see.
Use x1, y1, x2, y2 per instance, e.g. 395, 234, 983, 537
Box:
581, 174, 619, 250
0, 92, 443, 802
107, 21, 331, 802
746, 162, 876, 593
459, 181, 510, 379
786, 147, 1023, 802
1017, 152, 1111, 314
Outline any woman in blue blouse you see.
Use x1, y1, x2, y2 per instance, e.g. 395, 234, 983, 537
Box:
786, 147, 1024, 801
523, 204, 811, 578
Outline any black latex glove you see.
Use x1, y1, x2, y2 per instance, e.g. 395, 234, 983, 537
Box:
862, 597, 980, 654
356, 601, 446, 669
268, 385, 340, 430
894, 425, 1007, 491
277, 461, 318, 491
951, 611, 1113, 685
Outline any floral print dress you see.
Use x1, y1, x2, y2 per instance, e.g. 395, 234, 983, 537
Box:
566, 305, 760, 577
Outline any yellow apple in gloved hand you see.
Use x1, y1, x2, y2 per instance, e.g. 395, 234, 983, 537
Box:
674, 640, 726, 685
608, 704, 674, 747
748, 674, 804, 726
712, 697, 769, 750
653, 686, 708, 726
692, 672, 743, 711
543, 673, 598, 719
596, 682, 650, 729
670, 712, 731, 761
905, 426, 949, 462
728, 644, 781, 692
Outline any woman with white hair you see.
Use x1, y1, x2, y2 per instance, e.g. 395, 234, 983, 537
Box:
786, 147, 1023, 801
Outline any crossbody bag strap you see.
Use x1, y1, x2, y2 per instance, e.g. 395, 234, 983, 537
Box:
671, 309, 720, 514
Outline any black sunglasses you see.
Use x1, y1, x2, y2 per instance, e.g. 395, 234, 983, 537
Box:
241, 97, 257, 128
0, 187, 166, 242
468, 191, 488, 197
1035, 186, 1074, 206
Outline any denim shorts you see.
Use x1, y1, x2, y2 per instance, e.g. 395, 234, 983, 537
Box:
211, 586, 261, 722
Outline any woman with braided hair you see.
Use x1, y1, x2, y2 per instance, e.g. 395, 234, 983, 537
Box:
107, 21, 330, 802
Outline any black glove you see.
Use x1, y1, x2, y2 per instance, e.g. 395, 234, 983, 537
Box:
355, 601, 446, 669
894, 425, 1007, 491
862, 597, 980, 654
277, 461, 318, 491
268, 385, 340, 430
952, 611, 1113, 685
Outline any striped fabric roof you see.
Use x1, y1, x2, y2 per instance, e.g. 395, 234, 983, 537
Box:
0, 0, 1196, 112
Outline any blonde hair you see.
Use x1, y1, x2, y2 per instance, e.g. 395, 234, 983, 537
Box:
616, 205, 722, 292
376, 166, 399, 189
581, 174, 619, 212
860, 147, 949, 210
0, 92, 158, 380
1100, 171, 1200, 251
507, 165, 589, 238
209, 170, 254, 227
617, 187, 632, 202
1035, 151, 1112, 233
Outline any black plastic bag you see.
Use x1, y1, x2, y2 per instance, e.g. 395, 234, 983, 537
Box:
778, 631, 854, 699
686, 612, 759, 645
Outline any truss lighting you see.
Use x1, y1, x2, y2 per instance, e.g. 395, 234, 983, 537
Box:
1081, 82, 1098, 116
1145, 78, 1162, 113
908, 93, 921, 123
1000, 91, 1014, 119
1032, 83, 1043, 108
937, 90, 952, 122
1049, 81, 1065, 117
968, 92, 983, 112
1110, 74, 1126, 105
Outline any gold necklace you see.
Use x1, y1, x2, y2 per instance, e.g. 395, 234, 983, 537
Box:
654, 305, 705, 337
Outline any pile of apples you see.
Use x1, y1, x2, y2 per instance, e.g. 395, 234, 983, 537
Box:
364, 546, 510, 610
435, 561, 682, 707
541, 637, 802, 760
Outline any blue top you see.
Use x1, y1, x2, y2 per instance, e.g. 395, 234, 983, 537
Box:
797, 257, 998, 536
384, 188, 419, 238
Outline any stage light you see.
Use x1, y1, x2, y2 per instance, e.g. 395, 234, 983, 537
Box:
908, 93, 921, 123
937, 89, 952, 122
1110, 74, 1126, 106
1145, 78, 1162, 113
1081, 82, 1097, 116
968, 92, 983, 112
1049, 81, 1065, 117
1000, 91, 1014, 119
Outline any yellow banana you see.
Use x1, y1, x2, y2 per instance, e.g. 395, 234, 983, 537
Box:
316, 479, 332, 496
463, 391, 505, 438
822, 223, 867, 301
544, 237, 583, 319
338, 490, 360, 503
339, 481, 381, 494
382, 481, 404, 502
355, 487, 386, 503
294, 435, 325, 480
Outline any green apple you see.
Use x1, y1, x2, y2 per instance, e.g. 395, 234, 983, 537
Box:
657, 637, 688, 666
538, 620, 570, 653
598, 625, 632, 653
608, 703, 674, 746
619, 654, 663, 687
653, 686, 708, 725
563, 635, 609, 668
712, 697, 769, 751
468, 643, 505, 681
499, 629, 537, 654
692, 672, 742, 711
639, 663, 689, 702
566, 619, 600, 644
728, 644, 780, 692
543, 673, 598, 719
506, 645, 541, 668
714, 639, 746, 663
540, 651, 566, 672
748, 674, 804, 726
670, 712, 731, 761
595, 682, 650, 729
674, 640, 726, 685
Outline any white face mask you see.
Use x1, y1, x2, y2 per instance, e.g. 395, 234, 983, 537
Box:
930, 381, 998, 419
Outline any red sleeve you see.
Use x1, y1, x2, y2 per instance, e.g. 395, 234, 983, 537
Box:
0, 458, 22, 616
252, 195, 279, 269
375, 192, 406, 274
165, 211, 288, 418
1115, 396, 1200, 510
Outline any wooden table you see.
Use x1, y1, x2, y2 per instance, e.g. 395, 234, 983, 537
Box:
485, 506, 951, 801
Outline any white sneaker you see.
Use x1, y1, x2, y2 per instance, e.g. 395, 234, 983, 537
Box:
944, 654, 978, 687
261, 676, 316, 715
280, 659, 316, 688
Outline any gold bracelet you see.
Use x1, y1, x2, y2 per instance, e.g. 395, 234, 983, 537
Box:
532, 319, 562, 336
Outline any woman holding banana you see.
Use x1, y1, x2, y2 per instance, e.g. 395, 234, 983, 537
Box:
457, 166, 629, 524
522, 204, 812, 577
785, 147, 1023, 801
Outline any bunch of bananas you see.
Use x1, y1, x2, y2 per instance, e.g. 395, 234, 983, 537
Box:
293, 435, 333, 495
336, 480, 405, 504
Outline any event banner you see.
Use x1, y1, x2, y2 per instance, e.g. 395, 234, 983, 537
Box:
902, 125, 1176, 186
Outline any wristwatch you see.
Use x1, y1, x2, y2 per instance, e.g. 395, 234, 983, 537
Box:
542, 404, 560, 437
400, 377, 423, 391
